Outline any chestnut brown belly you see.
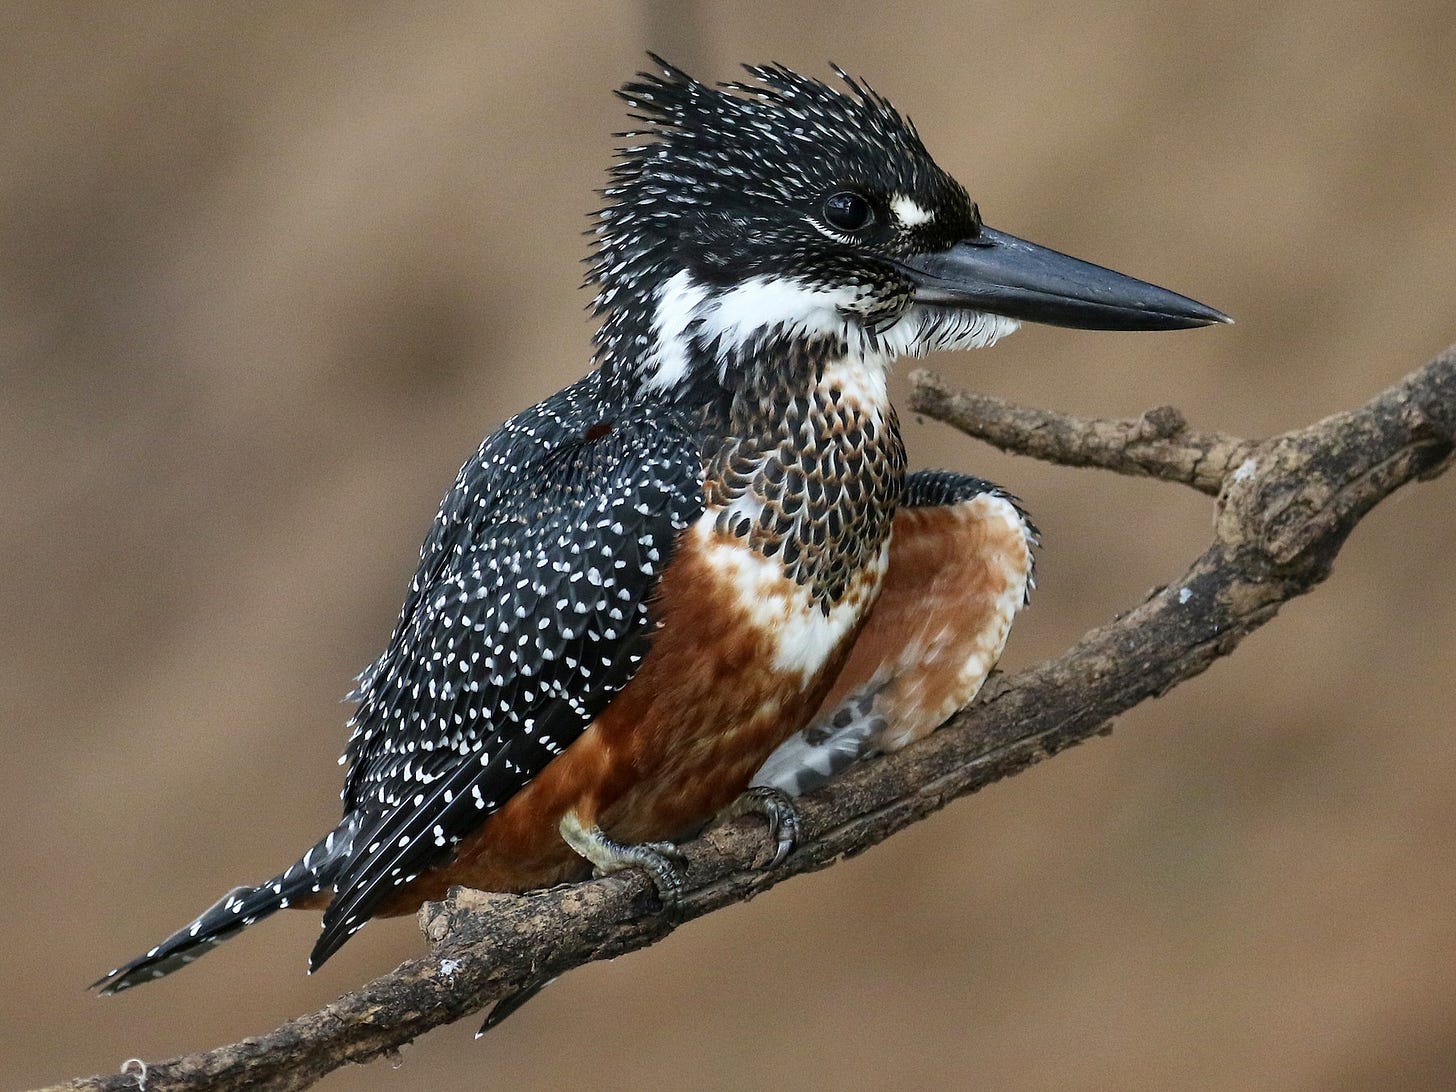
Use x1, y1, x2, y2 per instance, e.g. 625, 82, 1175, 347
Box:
374, 519, 887, 909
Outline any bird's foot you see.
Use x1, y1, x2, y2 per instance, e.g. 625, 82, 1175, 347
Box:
559, 812, 687, 914
720, 785, 801, 867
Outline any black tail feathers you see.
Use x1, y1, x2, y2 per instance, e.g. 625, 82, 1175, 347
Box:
93, 820, 358, 995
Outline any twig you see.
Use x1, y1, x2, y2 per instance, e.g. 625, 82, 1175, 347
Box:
48, 343, 1456, 1092
909, 370, 1257, 495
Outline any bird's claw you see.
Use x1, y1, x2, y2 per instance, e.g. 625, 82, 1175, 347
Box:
588, 838, 686, 914
723, 785, 802, 867
561, 814, 687, 917
639, 839, 689, 866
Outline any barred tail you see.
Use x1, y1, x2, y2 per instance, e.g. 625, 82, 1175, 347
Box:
92, 818, 359, 995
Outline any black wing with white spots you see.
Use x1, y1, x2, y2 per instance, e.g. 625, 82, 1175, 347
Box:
94, 372, 704, 992
312, 371, 703, 968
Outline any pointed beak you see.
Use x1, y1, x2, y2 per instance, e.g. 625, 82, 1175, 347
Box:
893, 226, 1231, 331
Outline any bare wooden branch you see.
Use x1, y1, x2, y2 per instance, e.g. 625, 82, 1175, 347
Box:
48, 343, 1456, 1092
909, 369, 1258, 495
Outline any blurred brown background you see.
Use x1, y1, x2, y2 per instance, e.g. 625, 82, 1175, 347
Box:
4, 3, 1454, 1089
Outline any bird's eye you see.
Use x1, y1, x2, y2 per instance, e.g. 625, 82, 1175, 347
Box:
822, 191, 875, 233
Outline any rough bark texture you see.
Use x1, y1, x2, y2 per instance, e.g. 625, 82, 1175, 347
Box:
46, 344, 1456, 1092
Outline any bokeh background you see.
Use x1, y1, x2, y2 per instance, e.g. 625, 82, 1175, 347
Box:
5, 3, 1454, 1089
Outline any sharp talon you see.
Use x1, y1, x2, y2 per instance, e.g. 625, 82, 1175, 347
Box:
641, 840, 689, 866
606, 841, 685, 909
629, 842, 686, 914
725, 785, 802, 867
588, 844, 684, 909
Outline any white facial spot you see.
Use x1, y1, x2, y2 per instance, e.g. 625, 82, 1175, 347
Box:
891, 194, 935, 228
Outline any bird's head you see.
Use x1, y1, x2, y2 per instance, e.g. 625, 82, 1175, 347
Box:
589, 58, 1228, 395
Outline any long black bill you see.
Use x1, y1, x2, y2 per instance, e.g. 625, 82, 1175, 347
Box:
894, 226, 1231, 331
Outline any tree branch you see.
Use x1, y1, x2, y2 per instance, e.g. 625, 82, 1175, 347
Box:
909, 370, 1258, 495
50, 343, 1456, 1092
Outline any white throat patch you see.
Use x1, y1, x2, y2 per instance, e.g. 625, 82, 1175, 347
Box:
641, 268, 1020, 391
874, 306, 1020, 358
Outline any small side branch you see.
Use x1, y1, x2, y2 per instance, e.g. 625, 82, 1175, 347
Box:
49, 344, 1456, 1092
909, 369, 1257, 494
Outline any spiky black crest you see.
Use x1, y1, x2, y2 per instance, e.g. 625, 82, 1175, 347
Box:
614, 57, 936, 199
589, 57, 985, 384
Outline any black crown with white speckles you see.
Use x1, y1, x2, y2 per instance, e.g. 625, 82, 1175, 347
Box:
589, 57, 983, 385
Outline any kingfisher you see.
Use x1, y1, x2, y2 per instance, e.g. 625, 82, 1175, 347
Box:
95, 57, 1227, 995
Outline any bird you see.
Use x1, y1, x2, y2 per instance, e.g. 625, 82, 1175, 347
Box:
94, 56, 1227, 997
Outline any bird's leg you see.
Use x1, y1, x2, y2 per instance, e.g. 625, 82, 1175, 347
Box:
751, 678, 890, 798
559, 811, 687, 911
492, 787, 800, 1035
718, 784, 802, 866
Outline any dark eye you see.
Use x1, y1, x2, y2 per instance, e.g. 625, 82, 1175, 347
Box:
822, 191, 875, 232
